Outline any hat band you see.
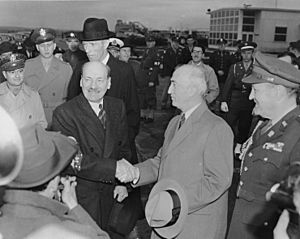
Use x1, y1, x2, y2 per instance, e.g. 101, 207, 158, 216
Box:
83, 31, 110, 40
252, 71, 275, 83
158, 190, 181, 228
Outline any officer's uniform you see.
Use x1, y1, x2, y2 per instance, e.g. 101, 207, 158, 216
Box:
209, 38, 233, 86
136, 36, 160, 122
227, 52, 300, 239
24, 28, 72, 126
221, 42, 257, 145
0, 53, 47, 129
160, 36, 183, 109
62, 32, 88, 71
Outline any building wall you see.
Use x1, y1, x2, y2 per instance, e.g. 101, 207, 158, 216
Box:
256, 11, 300, 52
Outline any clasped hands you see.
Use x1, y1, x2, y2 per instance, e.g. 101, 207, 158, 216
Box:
116, 158, 140, 184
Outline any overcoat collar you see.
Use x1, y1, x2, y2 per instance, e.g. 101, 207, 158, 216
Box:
2, 190, 69, 218
166, 103, 207, 154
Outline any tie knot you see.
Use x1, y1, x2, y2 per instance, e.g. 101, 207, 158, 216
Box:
99, 104, 103, 110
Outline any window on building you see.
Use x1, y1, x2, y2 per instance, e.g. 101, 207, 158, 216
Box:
242, 25, 254, 32
274, 26, 287, 42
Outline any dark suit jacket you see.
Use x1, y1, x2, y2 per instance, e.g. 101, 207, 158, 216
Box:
52, 94, 131, 230
67, 54, 140, 139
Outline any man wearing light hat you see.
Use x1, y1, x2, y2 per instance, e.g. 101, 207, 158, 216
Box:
107, 37, 124, 59
221, 41, 257, 156
62, 31, 88, 71
24, 27, 73, 127
0, 53, 47, 129
227, 52, 300, 239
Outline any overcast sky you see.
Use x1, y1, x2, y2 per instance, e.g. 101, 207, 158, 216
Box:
0, 0, 299, 31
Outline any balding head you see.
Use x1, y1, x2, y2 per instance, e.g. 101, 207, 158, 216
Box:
80, 61, 111, 103
168, 65, 207, 112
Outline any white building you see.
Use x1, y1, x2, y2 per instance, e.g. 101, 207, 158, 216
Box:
209, 7, 300, 52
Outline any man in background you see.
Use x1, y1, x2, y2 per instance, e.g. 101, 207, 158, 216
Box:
24, 28, 72, 126
62, 31, 88, 70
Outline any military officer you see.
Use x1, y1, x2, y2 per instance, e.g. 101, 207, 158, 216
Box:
160, 36, 182, 109
227, 52, 300, 239
62, 31, 88, 70
0, 53, 47, 129
107, 38, 124, 59
136, 36, 160, 123
221, 41, 257, 155
209, 38, 233, 87
0, 42, 16, 83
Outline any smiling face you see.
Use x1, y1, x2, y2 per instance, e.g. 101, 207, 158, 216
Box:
80, 62, 111, 103
3, 68, 25, 87
249, 83, 277, 118
82, 39, 109, 62
66, 38, 80, 52
119, 47, 131, 63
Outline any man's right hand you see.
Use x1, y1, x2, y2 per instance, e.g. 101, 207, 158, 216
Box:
220, 102, 229, 112
116, 159, 140, 183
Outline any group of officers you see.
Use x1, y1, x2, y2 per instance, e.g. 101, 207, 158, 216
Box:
1, 15, 300, 239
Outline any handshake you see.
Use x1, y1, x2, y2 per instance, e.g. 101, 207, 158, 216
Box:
116, 159, 140, 184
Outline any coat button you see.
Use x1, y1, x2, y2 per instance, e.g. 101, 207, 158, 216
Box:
244, 167, 248, 172
264, 157, 268, 162
264, 222, 268, 226
239, 181, 243, 186
248, 152, 253, 157
29, 115, 32, 119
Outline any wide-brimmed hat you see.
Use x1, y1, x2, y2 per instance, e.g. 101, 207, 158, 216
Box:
80, 18, 115, 41
243, 52, 300, 89
31, 28, 56, 44
8, 124, 78, 188
0, 53, 26, 71
145, 178, 188, 239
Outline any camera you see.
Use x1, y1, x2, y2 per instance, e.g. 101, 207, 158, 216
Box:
266, 162, 300, 238
266, 162, 300, 212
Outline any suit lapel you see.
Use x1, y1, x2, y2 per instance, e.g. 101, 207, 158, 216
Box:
76, 94, 105, 150
103, 97, 115, 158
166, 104, 207, 154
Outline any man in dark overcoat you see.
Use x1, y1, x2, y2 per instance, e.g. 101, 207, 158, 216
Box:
66, 18, 140, 165
52, 61, 132, 239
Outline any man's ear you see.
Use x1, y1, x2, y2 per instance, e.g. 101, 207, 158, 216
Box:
80, 77, 83, 88
36, 44, 40, 52
2, 71, 7, 79
107, 77, 111, 89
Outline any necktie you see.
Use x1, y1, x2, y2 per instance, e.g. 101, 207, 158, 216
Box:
178, 113, 185, 129
261, 120, 272, 135
98, 104, 106, 129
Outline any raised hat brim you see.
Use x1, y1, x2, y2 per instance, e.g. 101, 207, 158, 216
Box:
146, 178, 188, 239
8, 130, 78, 188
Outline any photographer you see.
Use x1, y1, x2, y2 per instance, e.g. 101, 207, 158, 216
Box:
0, 124, 109, 239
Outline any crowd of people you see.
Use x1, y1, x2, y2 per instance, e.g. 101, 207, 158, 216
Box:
1, 15, 300, 239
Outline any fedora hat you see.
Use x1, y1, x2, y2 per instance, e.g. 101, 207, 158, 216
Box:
80, 18, 115, 41
145, 178, 188, 239
8, 124, 78, 188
